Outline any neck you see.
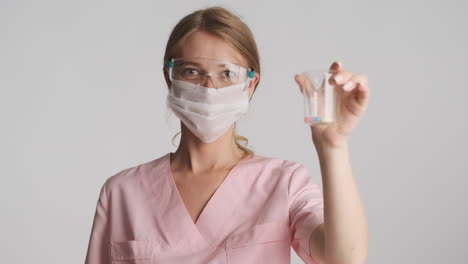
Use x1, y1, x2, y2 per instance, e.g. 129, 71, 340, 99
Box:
170, 123, 247, 174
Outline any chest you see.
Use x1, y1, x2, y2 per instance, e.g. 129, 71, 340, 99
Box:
171, 170, 231, 224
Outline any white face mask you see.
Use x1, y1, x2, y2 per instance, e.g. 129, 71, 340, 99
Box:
166, 79, 250, 143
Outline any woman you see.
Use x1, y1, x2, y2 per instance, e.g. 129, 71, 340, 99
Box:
85, 6, 369, 264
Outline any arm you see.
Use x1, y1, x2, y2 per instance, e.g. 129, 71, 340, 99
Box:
84, 180, 111, 264
309, 141, 368, 264
295, 60, 370, 264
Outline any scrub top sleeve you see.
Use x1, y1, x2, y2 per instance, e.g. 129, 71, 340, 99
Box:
288, 163, 325, 264
84, 179, 111, 264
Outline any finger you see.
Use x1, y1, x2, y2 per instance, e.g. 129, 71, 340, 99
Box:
343, 82, 370, 117
295, 74, 314, 97
356, 81, 370, 106
331, 70, 354, 86
351, 73, 368, 86
342, 74, 368, 92
302, 74, 314, 97
294, 74, 305, 94
329, 61, 342, 71
328, 61, 342, 85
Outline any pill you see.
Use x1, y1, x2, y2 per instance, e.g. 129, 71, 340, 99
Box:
313, 116, 321, 122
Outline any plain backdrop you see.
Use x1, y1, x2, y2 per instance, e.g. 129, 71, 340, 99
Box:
1, 0, 467, 263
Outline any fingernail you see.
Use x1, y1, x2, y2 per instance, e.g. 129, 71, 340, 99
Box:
343, 81, 353, 91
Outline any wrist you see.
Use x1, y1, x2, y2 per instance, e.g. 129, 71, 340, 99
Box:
314, 140, 350, 166
313, 135, 349, 151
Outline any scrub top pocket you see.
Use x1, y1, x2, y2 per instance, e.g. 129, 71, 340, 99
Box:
225, 220, 291, 264
110, 240, 154, 264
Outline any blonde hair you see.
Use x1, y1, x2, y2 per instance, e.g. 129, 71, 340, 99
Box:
163, 6, 261, 158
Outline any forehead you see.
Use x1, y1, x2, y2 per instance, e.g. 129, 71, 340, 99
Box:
176, 31, 247, 67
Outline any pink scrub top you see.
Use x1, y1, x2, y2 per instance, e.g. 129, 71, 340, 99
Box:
85, 152, 324, 264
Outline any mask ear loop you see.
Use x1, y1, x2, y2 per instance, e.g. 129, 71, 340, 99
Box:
166, 60, 174, 88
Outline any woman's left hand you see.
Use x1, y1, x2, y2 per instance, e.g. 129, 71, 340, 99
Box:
294, 61, 370, 148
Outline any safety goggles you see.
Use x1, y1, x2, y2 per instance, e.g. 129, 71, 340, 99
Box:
166, 57, 255, 90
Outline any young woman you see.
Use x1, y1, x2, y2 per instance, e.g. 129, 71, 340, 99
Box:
85, 6, 369, 264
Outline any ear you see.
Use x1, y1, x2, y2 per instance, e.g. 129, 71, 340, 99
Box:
163, 67, 171, 89
248, 72, 260, 99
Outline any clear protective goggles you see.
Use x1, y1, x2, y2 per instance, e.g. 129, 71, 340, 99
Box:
166, 57, 255, 90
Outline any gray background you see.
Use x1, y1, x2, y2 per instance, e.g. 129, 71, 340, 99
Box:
1, 0, 467, 263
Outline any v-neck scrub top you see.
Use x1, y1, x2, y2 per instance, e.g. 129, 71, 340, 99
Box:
85, 152, 325, 264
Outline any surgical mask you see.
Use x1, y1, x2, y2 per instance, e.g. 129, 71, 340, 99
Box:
166, 79, 250, 143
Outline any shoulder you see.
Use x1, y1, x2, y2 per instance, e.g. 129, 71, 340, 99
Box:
101, 153, 168, 197
248, 154, 316, 201
254, 153, 317, 187
250, 153, 307, 177
253, 153, 305, 169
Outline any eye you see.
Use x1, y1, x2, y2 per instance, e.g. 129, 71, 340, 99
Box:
181, 68, 200, 77
222, 70, 237, 79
